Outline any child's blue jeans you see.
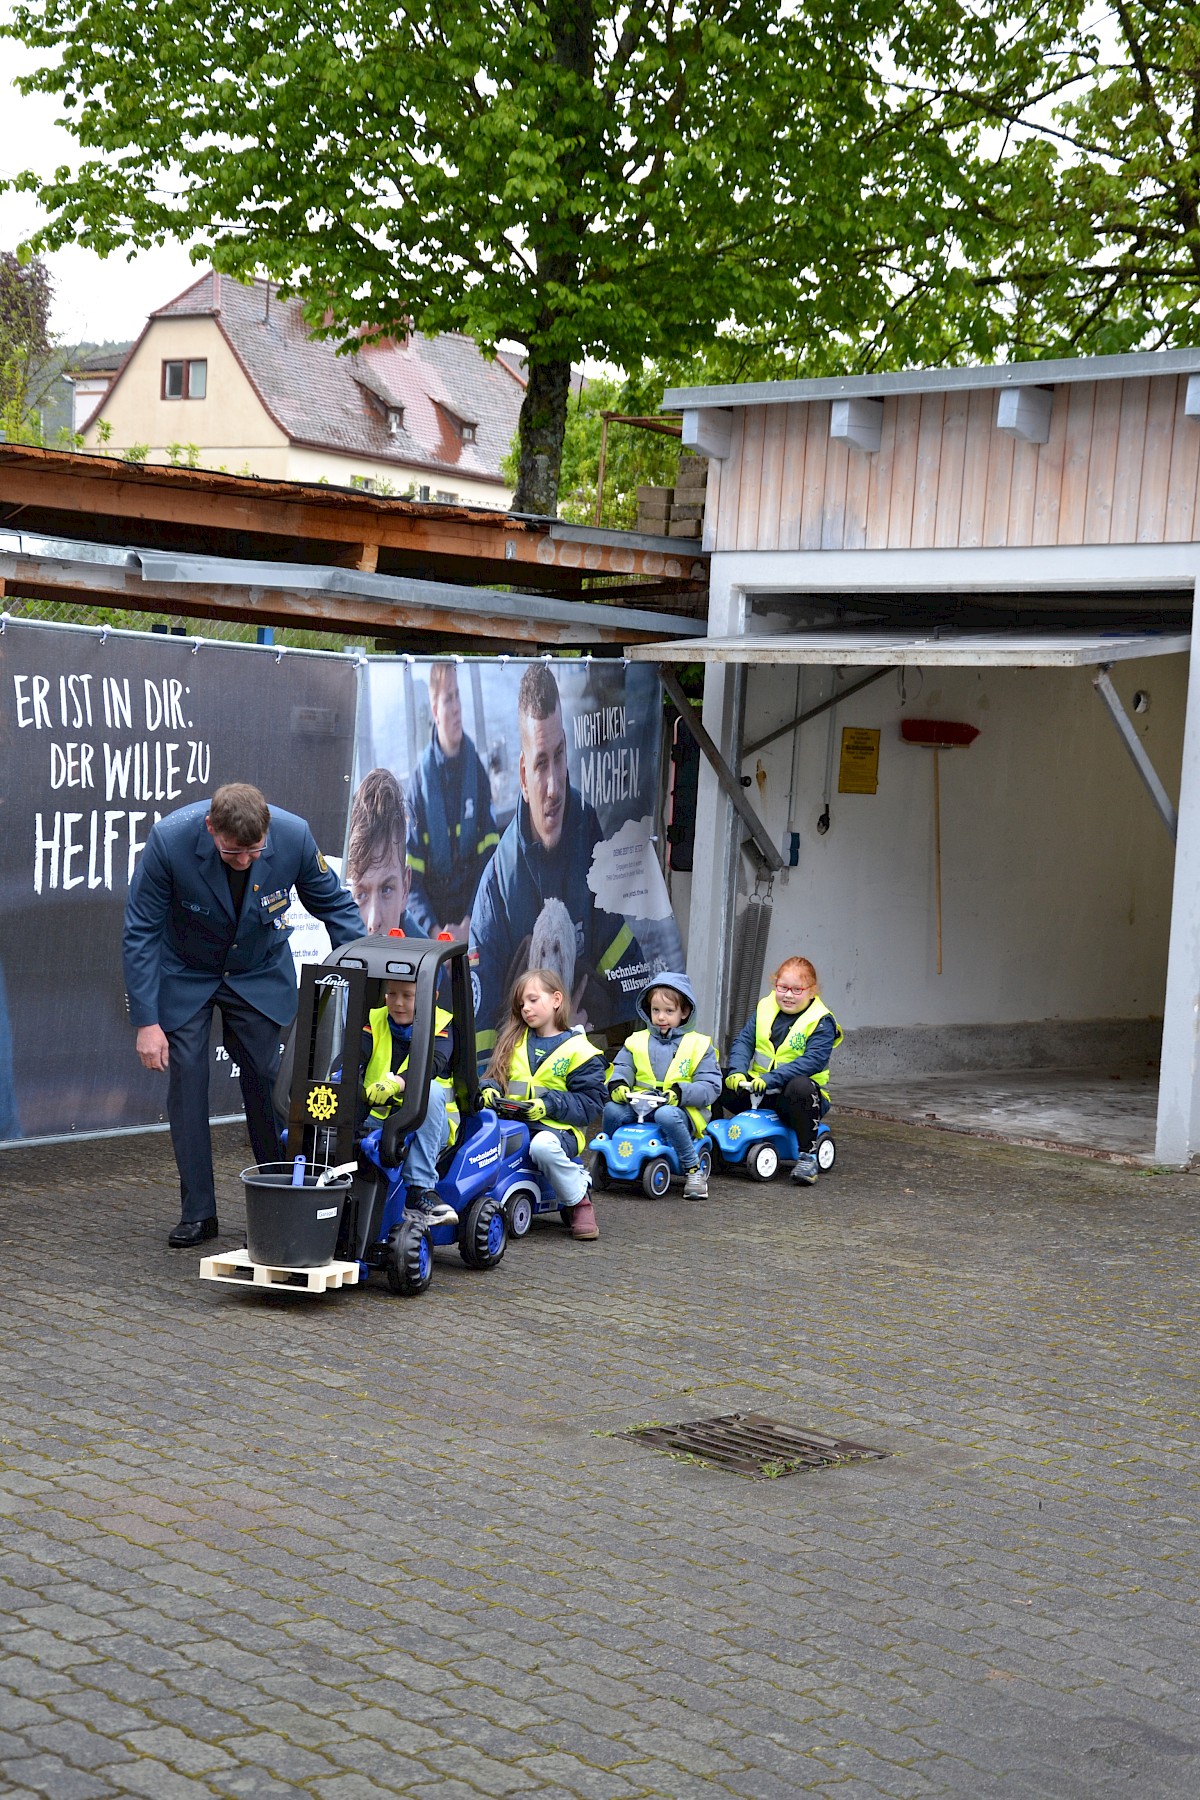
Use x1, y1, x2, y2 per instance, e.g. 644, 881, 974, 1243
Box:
602, 1100, 700, 1171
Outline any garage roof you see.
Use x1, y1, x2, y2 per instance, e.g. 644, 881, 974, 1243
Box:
626, 628, 1189, 666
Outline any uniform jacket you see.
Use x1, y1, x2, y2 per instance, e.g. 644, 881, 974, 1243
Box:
406, 728, 499, 936
469, 782, 645, 1061
607, 971, 721, 1121
123, 798, 364, 1032
727, 996, 838, 1092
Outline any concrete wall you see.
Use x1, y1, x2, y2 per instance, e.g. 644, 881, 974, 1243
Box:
731, 652, 1185, 1057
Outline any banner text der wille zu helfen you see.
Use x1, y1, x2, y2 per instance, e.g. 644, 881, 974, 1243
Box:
16, 668, 213, 893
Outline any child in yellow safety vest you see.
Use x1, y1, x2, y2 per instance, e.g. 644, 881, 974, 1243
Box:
724, 955, 842, 1186
360, 978, 457, 1220
604, 971, 722, 1200
480, 967, 607, 1240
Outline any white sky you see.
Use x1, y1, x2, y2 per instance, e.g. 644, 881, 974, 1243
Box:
1, 21, 197, 344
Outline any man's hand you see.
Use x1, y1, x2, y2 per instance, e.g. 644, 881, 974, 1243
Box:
366, 1070, 405, 1106
136, 1025, 170, 1072
724, 1071, 748, 1092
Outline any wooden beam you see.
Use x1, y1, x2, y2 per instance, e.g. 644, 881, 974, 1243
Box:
0, 550, 702, 647
659, 666, 783, 871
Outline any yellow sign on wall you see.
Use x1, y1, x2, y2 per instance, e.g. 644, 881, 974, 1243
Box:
838, 726, 880, 794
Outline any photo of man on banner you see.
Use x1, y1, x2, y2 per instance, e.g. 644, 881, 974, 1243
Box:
469, 663, 648, 1064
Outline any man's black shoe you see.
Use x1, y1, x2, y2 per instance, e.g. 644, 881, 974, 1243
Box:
167, 1217, 219, 1248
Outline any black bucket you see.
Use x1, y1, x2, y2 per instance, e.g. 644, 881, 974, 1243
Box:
241, 1162, 354, 1268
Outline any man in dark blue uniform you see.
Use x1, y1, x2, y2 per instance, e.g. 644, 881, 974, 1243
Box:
123, 782, 364, 1246
469, 664, 647, 1068
406, 662, 499, 939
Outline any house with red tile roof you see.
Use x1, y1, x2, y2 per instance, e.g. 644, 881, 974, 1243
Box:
80, 271, 525, 507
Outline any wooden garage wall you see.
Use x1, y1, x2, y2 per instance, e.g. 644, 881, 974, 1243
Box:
714, 375, 1200, 554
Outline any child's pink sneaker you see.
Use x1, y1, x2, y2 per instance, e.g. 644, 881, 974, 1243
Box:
570, 1193, 600, 1240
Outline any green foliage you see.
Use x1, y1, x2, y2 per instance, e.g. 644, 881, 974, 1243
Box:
122, 442, 150, 463
0, 249, 68, 442
95, 419, 113, 445
504, 370, 681, 527
952, 1, 1200, 352
1, 0, 1033, 508
166, 440, 201, 467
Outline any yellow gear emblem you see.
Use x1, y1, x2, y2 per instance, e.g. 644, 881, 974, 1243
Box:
306, 1084, 338, 1121
617, 1139, 634, 1157
728, 1123, 741, 1141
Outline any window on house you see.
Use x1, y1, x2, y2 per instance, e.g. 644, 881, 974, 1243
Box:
435, 490, 458, 503
162, 359, 208, 399
460, 422, 477, 443
386, 405, 404, 436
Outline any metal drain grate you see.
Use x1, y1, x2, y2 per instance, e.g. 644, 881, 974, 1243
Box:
621, 1411, 888, 1479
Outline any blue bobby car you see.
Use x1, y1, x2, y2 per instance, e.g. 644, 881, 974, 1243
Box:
588, 1090, 715, 1198
705, 1095, 836, 1182
362, 1098, 572, 1262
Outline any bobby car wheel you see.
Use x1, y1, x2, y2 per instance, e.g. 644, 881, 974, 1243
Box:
641, 1156, 672, 1199
589, 1153, 610, 1191
816, 1136, 836, 1171
696, 1143, 713, 1181
386, 1217, 432, 1295
747, 1142, 779, 1182
459, 1192, 508, 1269
504, 1187, 535, 1240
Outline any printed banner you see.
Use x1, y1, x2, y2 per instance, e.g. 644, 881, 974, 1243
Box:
0, 622, 357, 1142
352, 658, 684, 1062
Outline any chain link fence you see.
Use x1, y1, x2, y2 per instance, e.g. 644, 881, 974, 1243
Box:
1, 594, 367, 654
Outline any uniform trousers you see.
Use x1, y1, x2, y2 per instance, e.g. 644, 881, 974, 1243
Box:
167, 981, 284, 1221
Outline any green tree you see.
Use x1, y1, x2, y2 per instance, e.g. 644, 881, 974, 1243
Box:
953, 2, 1200, 353
506, 370, 681, 528
3, 0, 1029, 513
0, 250, 64, 442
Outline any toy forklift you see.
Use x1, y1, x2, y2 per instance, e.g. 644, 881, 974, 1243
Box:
201, 935, 507, 1298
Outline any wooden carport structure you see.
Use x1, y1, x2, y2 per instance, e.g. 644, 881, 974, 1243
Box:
0, 444, 708, 652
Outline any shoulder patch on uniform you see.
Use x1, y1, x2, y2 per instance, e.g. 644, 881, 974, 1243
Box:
316, 851, 329, 873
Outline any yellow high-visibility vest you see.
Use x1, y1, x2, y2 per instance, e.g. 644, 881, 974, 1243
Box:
364, 1004, 460, 1139
508, 1026, 603, 1152
625, 1028, 714, 1135
750, 995, 842, 1093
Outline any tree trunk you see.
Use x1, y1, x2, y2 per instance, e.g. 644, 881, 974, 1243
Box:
512, 355, 574, 516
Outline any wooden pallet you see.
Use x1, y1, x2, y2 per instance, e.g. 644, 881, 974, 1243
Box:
199, 1247, 360, 1295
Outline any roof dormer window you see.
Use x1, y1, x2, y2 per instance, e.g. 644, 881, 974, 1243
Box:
460, 420, 477, 443
386, 405, 404, 437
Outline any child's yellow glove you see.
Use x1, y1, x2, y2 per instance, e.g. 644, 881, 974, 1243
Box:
609, 1083, 631, 1104
366, 1070, 405, 1106
725, 1071, 749, 1092
748, 1075, 769, 1095
480, 1086, 502, 1110
524, 1096, 548, 1122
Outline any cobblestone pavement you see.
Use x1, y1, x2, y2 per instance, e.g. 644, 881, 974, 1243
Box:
1, 1116, 1197, 1799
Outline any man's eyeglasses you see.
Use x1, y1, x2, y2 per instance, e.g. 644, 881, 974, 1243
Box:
212, 836, 266, 862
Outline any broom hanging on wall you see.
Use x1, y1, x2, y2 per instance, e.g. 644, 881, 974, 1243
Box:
900, 718, 980, 975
